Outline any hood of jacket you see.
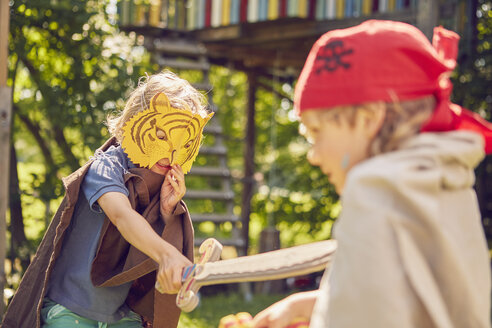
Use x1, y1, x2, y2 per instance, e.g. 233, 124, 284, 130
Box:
399, 131, 484, 190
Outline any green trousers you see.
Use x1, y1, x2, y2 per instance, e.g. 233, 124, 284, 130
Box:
41, 298, 143, 328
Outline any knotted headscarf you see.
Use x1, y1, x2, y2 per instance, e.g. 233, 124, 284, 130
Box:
294, 20, 492, 153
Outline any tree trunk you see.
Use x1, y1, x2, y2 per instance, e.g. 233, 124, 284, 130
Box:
8, 142, 30, 273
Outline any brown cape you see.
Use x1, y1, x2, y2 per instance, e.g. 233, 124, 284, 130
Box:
2, 138, 194, 328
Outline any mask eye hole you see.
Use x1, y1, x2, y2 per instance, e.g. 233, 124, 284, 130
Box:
184, 140, 194, 149
156, 128, 167, 140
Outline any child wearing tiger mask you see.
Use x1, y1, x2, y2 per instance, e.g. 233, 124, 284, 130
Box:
4, 71, 213, 328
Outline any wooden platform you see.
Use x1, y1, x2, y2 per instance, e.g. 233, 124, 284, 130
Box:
124, 9, 416, 79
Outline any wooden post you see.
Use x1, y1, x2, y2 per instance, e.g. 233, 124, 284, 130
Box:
256, 227, 285, 293
240, 71, 257, 257
0, 0, 11, 316
416, 0, 439, 39
0, 0, 8, 84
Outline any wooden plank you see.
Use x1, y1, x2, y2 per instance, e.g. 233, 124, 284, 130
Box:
194, 10, 416, 48
0, 87, 11, 315
192, 24, 241, 41
192, 82, 213, 91
204, 43, 311, 70
240, 71, 256, 256
0, 0, 10, 85
189, 166, 231, 177
231, 19, 318, 44
153, 38, 207, 56
0, 0, 10, 315
190, 213, 241, 222
199, 145, 227, 156
194, 237, 245, 247
203, 124, 223, 134
157, 57, 211, 70
416, 0, 438, 39
184, 190, 235, 200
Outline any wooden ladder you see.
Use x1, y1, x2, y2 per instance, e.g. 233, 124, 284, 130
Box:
151, 36, 246, 256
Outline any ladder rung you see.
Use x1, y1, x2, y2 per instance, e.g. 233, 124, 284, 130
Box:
154, 39, 206, 56
194, 237, 245, 248
189, 166, 231, 177
203, 124, 223, 135
157, 58, 211, 71
193, 82, 213, 91
191, 213, 240, 223
208, 104, 218, 112
199, 146, 227, 156
185, 190, 235, 200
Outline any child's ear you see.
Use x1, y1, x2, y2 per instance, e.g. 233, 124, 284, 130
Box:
357, 102, 386, 139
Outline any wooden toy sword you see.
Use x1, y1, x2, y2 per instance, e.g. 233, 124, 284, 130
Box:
176, 238, 337, 312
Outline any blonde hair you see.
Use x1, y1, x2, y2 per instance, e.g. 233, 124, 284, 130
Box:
107, 70, 208, 142
369, 96, 435, 156
319, 96, 435, 157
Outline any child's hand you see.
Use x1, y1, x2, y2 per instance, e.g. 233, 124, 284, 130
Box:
220, 310, 309, 328
160, 164, 186, 215
219, 312, 253, 327
251, 291, 316, 328
155, 245, 192, 294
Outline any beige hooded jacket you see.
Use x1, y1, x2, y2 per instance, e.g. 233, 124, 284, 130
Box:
311, 131, 491, 328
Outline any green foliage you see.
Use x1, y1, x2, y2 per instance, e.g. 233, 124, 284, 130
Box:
7, 0, 492, 289
452, 1, 492, 119
207, 68, 339, 247
9, 0, 153, 227
450, 1, 492, 241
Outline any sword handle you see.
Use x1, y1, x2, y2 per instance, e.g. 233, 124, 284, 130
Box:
176, 238, 223, 312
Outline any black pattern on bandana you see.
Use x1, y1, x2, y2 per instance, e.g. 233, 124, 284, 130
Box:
314, 40, 354, 74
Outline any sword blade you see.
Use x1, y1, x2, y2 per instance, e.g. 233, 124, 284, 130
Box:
193, 240, 337, 286
176, 238, 337, 312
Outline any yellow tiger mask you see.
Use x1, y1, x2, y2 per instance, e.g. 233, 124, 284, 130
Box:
121, 92, 214, 174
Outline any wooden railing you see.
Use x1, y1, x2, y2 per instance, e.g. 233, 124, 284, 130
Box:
117, 0, 417, 31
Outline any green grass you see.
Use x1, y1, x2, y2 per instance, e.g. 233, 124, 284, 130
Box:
177, 291, 289, 328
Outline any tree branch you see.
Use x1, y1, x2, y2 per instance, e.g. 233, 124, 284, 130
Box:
15, 106, 58, 171
19, 55, 79, 171
9, 57, 31, 273
257, 80, 293, 104
53, 126, 80, 171
8, 143, 30, 272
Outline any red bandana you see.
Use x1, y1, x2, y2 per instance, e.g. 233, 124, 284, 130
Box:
295, 20, 492, 154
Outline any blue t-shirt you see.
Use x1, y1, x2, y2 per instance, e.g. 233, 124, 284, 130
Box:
47, 145, 137, 323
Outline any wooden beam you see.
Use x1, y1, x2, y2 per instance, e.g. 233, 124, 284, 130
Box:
205, 43, 309, 70
0, 87, 11, 316
192, 25, 242, 42
199, 19, 318, 46
315, 9, 416, 34
192, 11, 416, 76
240, 71, 257, 256
196, 11, 416, 49
416, 0, 439, 39
0, 0, 9, 85
0, 0, 10, 315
